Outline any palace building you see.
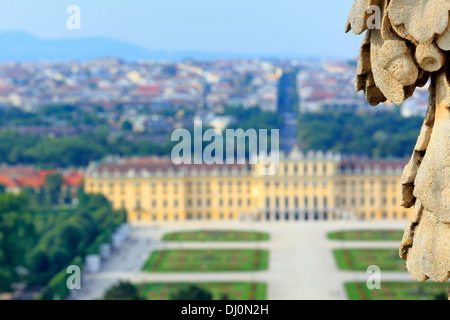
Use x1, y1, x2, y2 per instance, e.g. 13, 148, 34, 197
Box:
84, 149, 410, 223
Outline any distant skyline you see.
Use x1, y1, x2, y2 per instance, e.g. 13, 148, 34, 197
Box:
0, 0, 363, 59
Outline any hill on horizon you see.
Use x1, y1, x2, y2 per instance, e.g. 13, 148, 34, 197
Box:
0, 31, 311, 63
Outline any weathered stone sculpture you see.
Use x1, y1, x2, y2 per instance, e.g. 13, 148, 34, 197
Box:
346, 0, 449, 285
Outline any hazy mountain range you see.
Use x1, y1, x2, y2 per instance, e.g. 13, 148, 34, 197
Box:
0, 31, 308, 63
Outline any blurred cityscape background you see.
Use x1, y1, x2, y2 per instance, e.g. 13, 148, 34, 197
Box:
0, 1, 447, 301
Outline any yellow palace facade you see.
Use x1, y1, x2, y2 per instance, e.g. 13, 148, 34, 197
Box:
84, 150, 410, 223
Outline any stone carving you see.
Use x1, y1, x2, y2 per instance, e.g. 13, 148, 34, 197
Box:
347, 0, 449, 284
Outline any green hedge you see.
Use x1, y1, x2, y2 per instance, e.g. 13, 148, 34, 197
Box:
38, 256, 82, 300
38, 209, 126, 300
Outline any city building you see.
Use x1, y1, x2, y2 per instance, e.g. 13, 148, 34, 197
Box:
84, 149, 410, 223
0, 165, 83, 203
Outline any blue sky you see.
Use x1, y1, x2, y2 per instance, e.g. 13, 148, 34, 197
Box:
0, 0, 363, 58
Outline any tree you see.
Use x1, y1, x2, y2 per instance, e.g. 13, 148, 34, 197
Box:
121, 120, 133, 131
219, 293, 231, 300
50, 250, 70, 272
61, 225, 82, 255
45, 174, 63, 206
104, 281, 141, 300
169, 285, 213, 300
77, 181, 89, 207
30, 250, 50, 273
434, 292, 448, 300
0, 190, 126, 296
0, 268, 13, 292
297, 110, 423, 158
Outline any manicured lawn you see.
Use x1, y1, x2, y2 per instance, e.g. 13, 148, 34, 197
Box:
137, 282, 267, 300
345, 282, 449, 300
142, 249, 269, 272
162, 230, 270, 242
333, 249, 406, 271
328, 230, 404, 241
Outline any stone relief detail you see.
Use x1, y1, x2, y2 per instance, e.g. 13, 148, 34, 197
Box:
347, 0, 449, 283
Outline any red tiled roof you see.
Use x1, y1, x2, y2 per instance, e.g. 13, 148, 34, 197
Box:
311, 91, 334, 99
16, 176, 45, 188
0, 167, 83, 189
0, 175, 19, 188
62, 171, 84, 187
135, 85, 160, 95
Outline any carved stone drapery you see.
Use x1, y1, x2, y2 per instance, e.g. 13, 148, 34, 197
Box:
346, 0, 449, 284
